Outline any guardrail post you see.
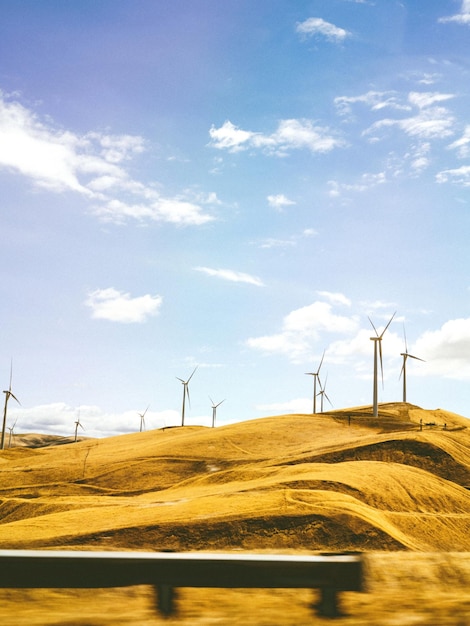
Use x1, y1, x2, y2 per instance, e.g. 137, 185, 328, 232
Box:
156, 584, 177, 616
316, 587, 340, 618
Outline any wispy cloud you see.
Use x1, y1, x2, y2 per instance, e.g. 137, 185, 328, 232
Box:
335, 90, 410, 117
436, 165, 470, 186
267, 194, 296, 211
246, 300, 359, 362
296, 17, 351, 42
0, 91, 215, 226
447, 125, 470, 157
438, 1, 470, 25
328, 171, 386, 197
256, 228, 317, 249
193, 266, 264, 286
364, 94, 456, 140
85, 288, 163, 323
209, 119, 345, 155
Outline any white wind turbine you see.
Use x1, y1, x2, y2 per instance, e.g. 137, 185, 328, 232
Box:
305, 351, 325, 414
1, 361, 20, 450
74, 409, 84, 443
210, 397, 225, 428
317, 375, 333, 413
400, 326, 425, 403
7, 418, 17, 449
177, 366, 198, 427
138, 405, 149, 432
368, 312, 396, 418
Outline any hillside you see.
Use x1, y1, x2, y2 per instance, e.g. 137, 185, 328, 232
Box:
0, 402, 469, 553
1, 403, 470, 625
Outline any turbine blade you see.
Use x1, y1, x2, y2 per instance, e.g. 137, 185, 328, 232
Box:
380, 311, 396, 338
399, 358, 405, 380
325, 392, 333, 407
9, 392, 20, 405
368, 316, 379, 336
143, 405, 149, 417
403, 323, 408, 353
187, 366, 198, 383
408, 354, 425, 362
186, 385, 191, 408
316, 350, 325, 375
176, 377, 185, 383
216, 399, 225, 407
209, 396, 214, 406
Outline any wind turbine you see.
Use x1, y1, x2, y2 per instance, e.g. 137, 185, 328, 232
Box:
305, 350, 325, 414
368, 312, 396, 417
400, 326, 424, 403
7, 418, 17, 449
209, 397, 225, 428
74, 410, 84, 443
138, 405, 149, 432
176, 366, 198, 426
1, 361, 20, 450
317, 375, 333, 413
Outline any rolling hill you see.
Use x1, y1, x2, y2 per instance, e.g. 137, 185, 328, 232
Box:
1, 402, 470, 624
1, 402, 469, 552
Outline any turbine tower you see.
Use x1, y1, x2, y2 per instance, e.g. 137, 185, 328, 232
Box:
305, 351, 325, 414
368, 312, 396, 418
400, 326, 424, 403
138, 405, 149, 432
177, 366, 198, 427
1, 361, 20, 450
209, 397, 225, 428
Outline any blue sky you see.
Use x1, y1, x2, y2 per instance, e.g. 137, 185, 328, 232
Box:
1, 0, 470, 438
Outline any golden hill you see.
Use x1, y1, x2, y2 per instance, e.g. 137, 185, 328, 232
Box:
0, 402, 469, 554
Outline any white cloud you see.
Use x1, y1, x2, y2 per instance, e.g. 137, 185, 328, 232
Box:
436, 165, 470, 186
413, 318, 470, 379
256, 228, 317, 249
328, 171, 387, 198
335, 91, 410, 117
246, 300, 359, 361
7, 402, 181, 438
267, 194, 296, 211
448, 125, 470, 157
408, 91, 455, 109
0, 95, 92, 194
296, 17, 351, 42
193, 266, 264, 286
316, 291, 351, 307
0, 92, 215, 226
85, 288, 163, 323
209, 119, 345, 155
365, 105, 455, 140
439, 1, 470, 25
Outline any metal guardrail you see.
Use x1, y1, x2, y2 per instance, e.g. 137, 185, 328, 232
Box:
0, 549, 363, 619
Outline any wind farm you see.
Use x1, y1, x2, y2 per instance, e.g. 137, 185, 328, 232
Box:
0, 314, 469, 625
1, 362, 20, 450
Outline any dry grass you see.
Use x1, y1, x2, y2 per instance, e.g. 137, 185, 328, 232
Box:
1, 402, 470, 624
